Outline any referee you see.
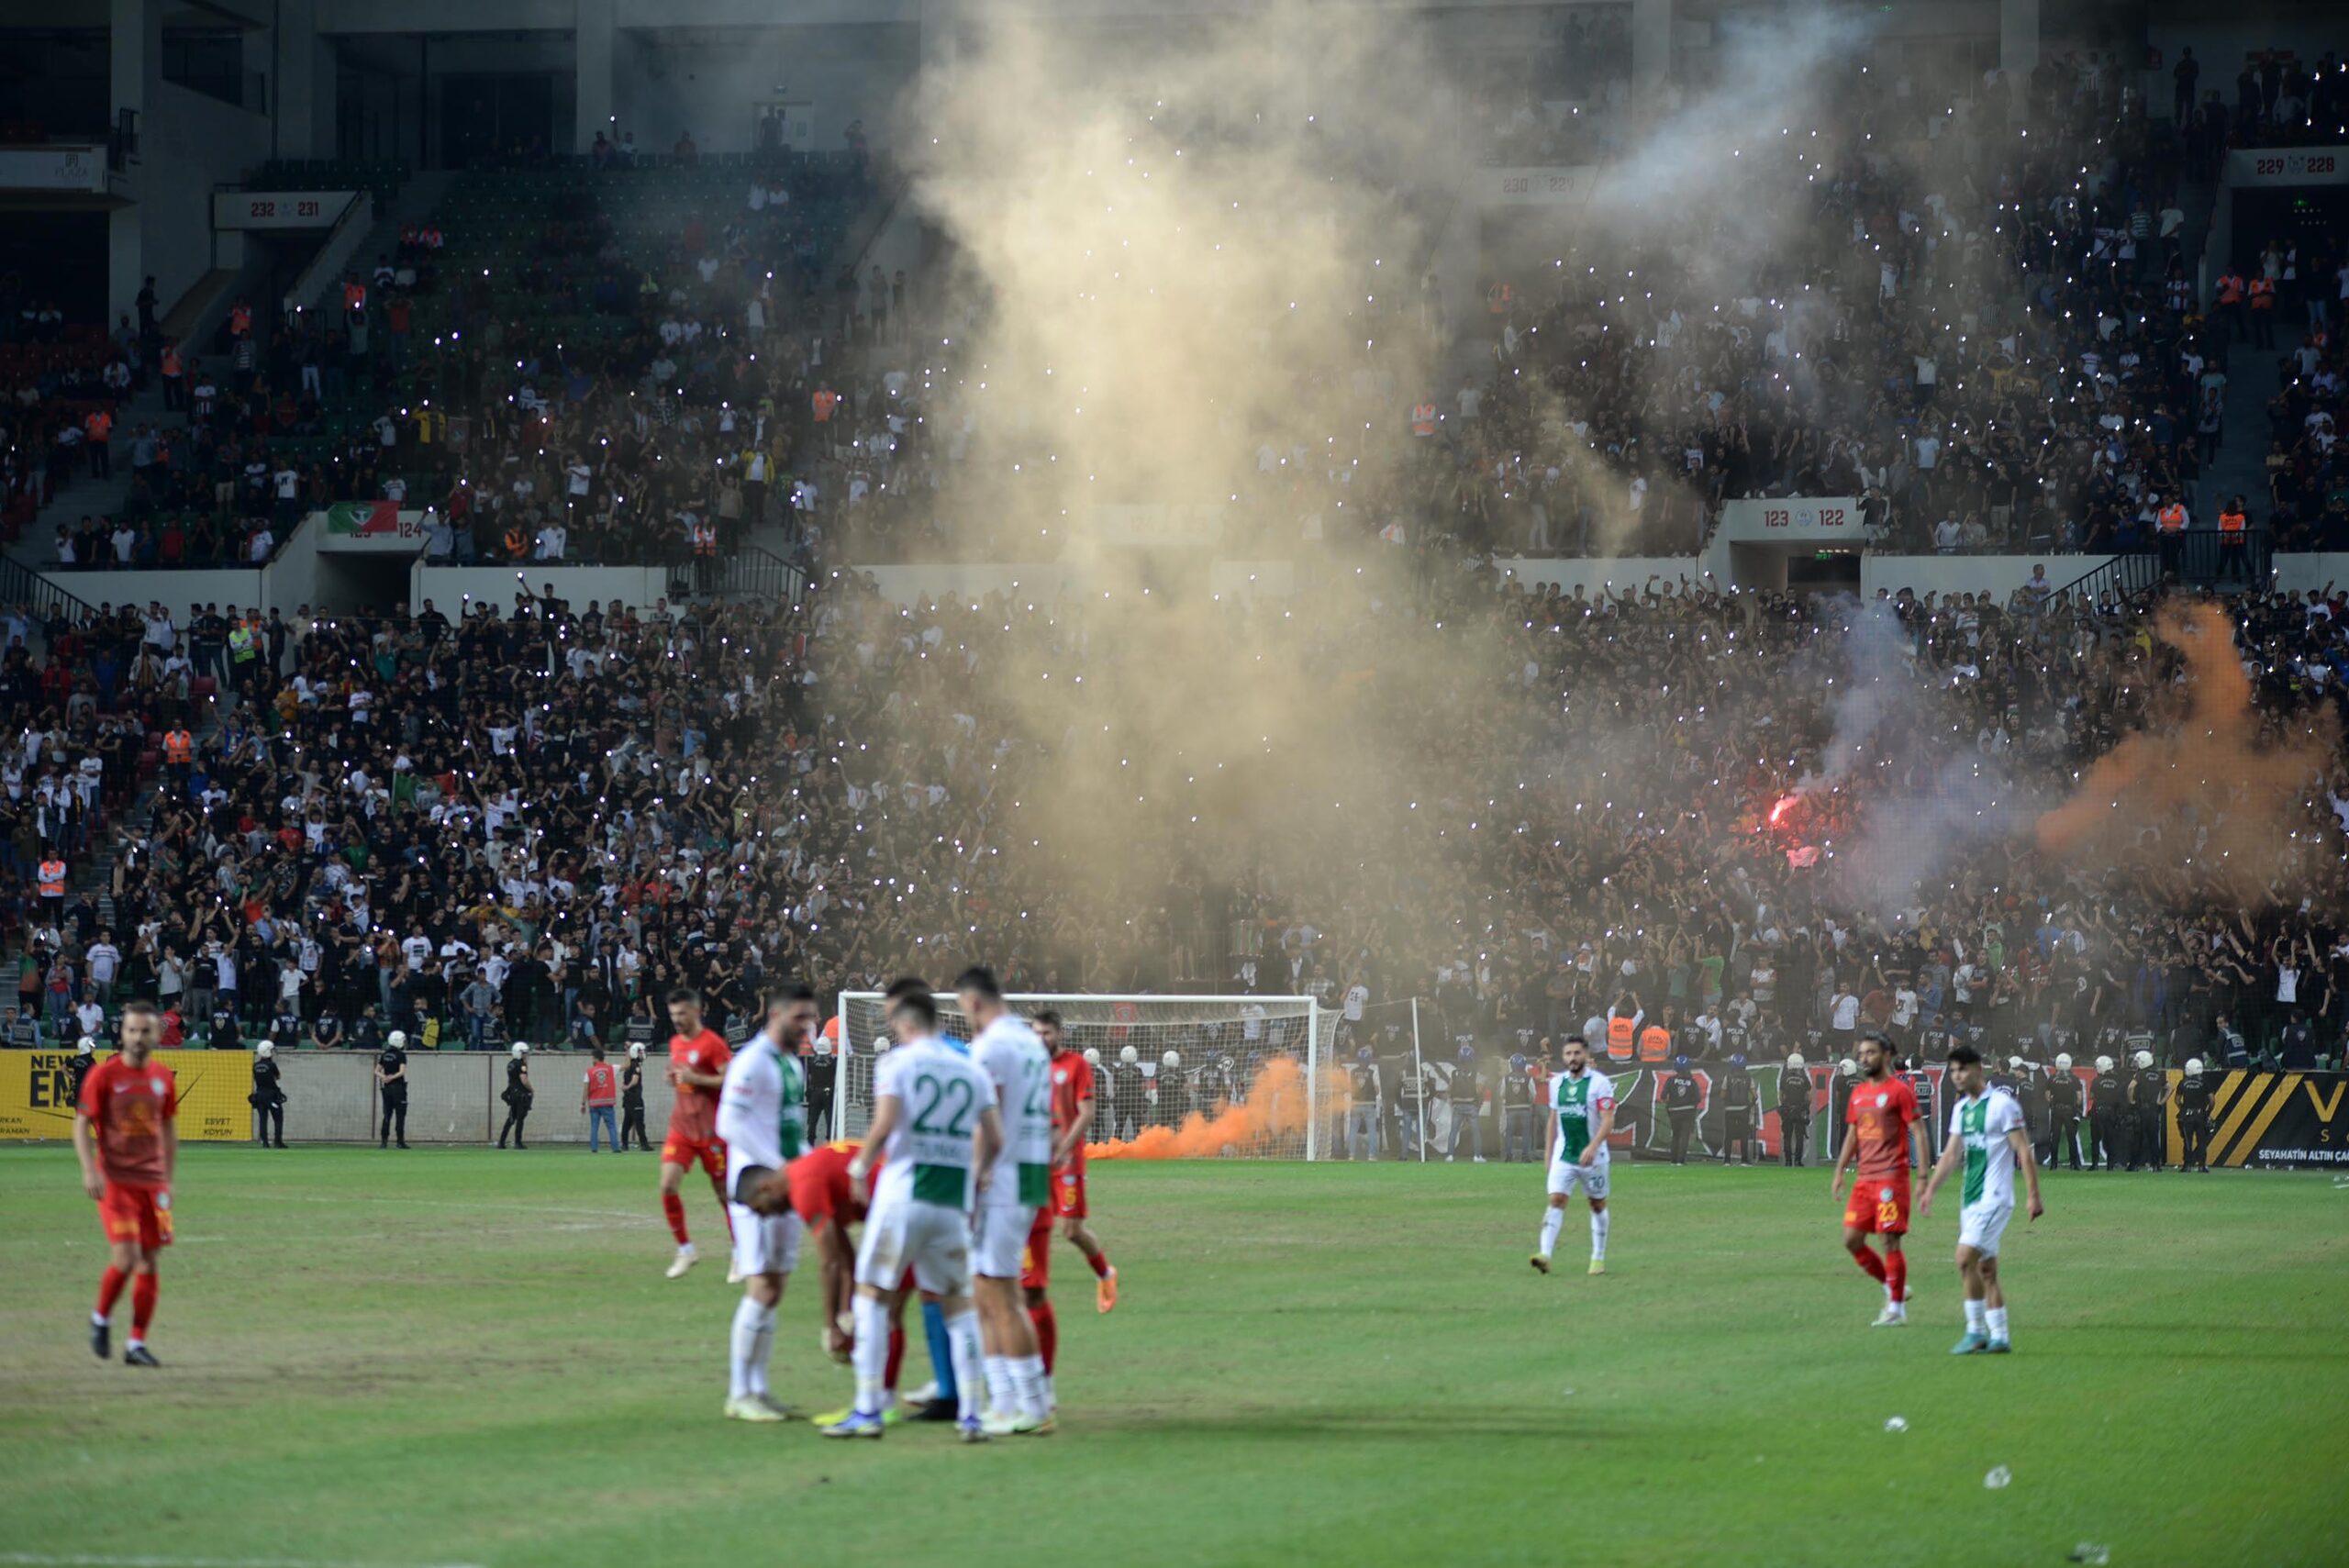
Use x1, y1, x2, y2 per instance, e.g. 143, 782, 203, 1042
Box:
375, 1029, 410, 1149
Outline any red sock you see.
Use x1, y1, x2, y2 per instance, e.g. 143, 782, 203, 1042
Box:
96, 1265, 128, 1318
130, 1273, 157, 1338
1851, 1245, 1888, 1285
1885, 1251, 1908, 1304
1029, 1300, 1058, 1375
885, 1325, 905, 1391
1085, 1249, 1111, 1281
712, 1177, 735, 1239
662, 1191, 689, 1246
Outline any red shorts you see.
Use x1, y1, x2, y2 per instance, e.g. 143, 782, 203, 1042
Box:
1020, 1206, 1054, 1291
98, 1182, 173, 1251
1844, 1171, 1911, 1236
661, 1134, 725, 1179
1051, 1167, 1086, 1220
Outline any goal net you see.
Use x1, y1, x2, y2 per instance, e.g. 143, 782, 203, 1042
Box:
831, 993, 1342, 1159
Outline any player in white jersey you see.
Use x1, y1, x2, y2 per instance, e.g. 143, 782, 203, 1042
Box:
1531, 1035, 1615, 1277
712, 984, 818, 1421
957, 965, 1055, 1436
1920, 1044, 2044, 1355
829, 980, 1001, 1443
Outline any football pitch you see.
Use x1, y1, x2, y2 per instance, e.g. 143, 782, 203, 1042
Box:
2, 1147, 2341, 1568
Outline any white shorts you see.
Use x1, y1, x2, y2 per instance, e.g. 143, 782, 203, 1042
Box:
729, 1203, 804, 1279
1547, 1157, 1611, 1200
854, 1197, 973, 1297
1957, 1199, 2012, 1258
974, 1202, 1041, 1280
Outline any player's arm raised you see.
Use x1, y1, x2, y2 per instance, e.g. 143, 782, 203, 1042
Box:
2010, 1124, 2044, 1220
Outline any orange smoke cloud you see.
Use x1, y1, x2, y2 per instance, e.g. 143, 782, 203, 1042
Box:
2034, 601, 2338, 905
1085, 1057, 1330, 1160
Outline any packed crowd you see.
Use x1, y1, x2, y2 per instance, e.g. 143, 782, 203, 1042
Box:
5, 529, 2346, 1082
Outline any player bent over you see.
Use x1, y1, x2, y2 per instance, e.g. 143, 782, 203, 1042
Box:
1831, 1033, 1925, 1326
961, 966, 1055, 1435
713, 984, 818, 1420
75, 1001, 173, 1366
826, 983, 1001, 1442
660, 986, 736, 1279
1531, 1035, 1614, 1277
1036, 1011, 1118, 1312
1920, 1044, 2044, 1354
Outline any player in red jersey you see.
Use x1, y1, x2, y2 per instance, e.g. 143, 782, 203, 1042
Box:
74, 1001, 173, 1366
659, 986, 735, 1279
1831, 1032, 1927, 1327
1037, 1010, 1116, 1317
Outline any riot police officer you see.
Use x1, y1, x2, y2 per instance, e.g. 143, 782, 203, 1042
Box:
1776, 1051, 1811, 1167
1445, 1044, 1485, 1162
1500, 1053, 1536, 1162
496, 1041, 534, 1149
806, 1029, 839, 1140
1113, 1044, 1149, 1141
2047, 1052, 2084, 1170
1159, 1051, 1193, 1127
2016, 1054, 2049, 1170
619, 1040, 651, 1150
1830, 1057, 1858, 1162
68, 1035, 96, 1106
1663, 1056, 1701, 1164
1719, 1053, 1757, 1164
250, 1040, 287, 1147
375, 1029, 411, 1149
2175, 1056, 2214, 1172
2128, 1049, 2167, 1171
2087, 1054, 2127, 1170
1346, 1046, 1382, 1160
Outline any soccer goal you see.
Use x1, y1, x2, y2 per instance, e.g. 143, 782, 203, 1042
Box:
832, 993, 1341, 1159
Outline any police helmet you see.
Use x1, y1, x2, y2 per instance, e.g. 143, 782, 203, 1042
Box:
2184, 1057, 2204, 1075
2132, 1049, 2154, 1069
511, 1040, 530, 1057
1508, 1053, 1528, 1070
1787, 1051, 1806, 1069
1162, 1050, 1182, 1069
2054, 1052, 2073, 1071
2095, 1054, 2114, 1073
1119, 1044, 1139, 1065
388, 1029, 408, 1049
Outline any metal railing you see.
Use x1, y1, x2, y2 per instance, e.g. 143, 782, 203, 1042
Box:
2046, 549, 2162, 607
0, 552, 100, 630
716, 541, 808, 606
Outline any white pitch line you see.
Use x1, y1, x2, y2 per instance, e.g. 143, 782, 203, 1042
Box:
0, 1555, 487, 1568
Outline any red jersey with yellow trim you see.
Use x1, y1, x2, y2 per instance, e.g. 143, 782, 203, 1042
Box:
1050, 1051, 1095, 1171
665, 1029, 732, 1142
1844, 1073, 1920, 1183
785, 1140, 881, 1229
80, 1054, 178, 1186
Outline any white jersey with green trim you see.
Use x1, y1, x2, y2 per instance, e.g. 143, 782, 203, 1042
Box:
873, 1035, 995, 1211
1949, 1088, 2025, 1208
972, 1013, 1053, 1209
1550, 1069, 1616, 1165
716, 1029, 808, 1190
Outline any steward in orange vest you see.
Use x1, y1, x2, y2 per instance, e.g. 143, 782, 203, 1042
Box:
38, 858, 65, 897
1605, 1012, 1637, 1062
2156, 502, 2187, 533
1410, 402, 1436, 437
1638, 1023, 1672, 1062
163, 728, 194, 764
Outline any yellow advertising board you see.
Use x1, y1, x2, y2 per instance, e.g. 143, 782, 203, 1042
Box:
0, 1049, 254, 1142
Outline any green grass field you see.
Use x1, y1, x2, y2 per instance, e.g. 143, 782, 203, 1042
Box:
1, 1146, 2341, 1568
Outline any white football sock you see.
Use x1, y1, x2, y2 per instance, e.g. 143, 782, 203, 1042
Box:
983, 1353, 1015, 1417
1013, 1354, 1049, 1419
729, 1295, 767, 1399
1589, 1209, 1610, 1261
1537, 1207, 1564, 1259
747, 1301, 776, 1396
852, 1296, 890, 1415
945, 1308, 985, 1421
1041, 1371, 1056, 1411
1963, 1298, 1987, 1332
1986, 1307, 2009, 1340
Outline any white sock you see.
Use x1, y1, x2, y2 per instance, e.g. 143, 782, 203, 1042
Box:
945, 1309, 985, 1421
1537, 1207, 1564, 1259
1589, 1209, 1610, 1261
1964, 1298, 1987, 1332
983, 1353, 1015, 1417
678, 1241, 696, 1258
127, 1336, 146, 1351
1041, 1371, 1056, 1411
1013, 1353, 1049, 1419
747, 1301, 776, 1396
92, 1310, 107, 1328
729, 1296, 766, 1399
1986, 1307, 2009, 1341
851, 1296, 890, 1415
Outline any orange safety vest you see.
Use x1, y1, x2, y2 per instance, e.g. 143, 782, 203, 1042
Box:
502, 528, 526, 559
230, 304, 252, 335
84, 411, 111, 443
2248, 277, 2276, 309
811, 389, 839, 422
1605, 1016, 1637, 1061
38, 859, 65, 897
2217, 273, 2244, 306
1410, 402, 1436, 437
2218, 508, 2247, 538
1638, 1024, 1672, 1063
2157, 503, 2187, 533
163, 729, 194, 763
692, 523, 718, 556
161, 347, 182, 378
1486, 281, 1513, 315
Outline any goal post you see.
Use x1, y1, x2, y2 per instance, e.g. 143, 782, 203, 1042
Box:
832, 993, 1340, 1159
